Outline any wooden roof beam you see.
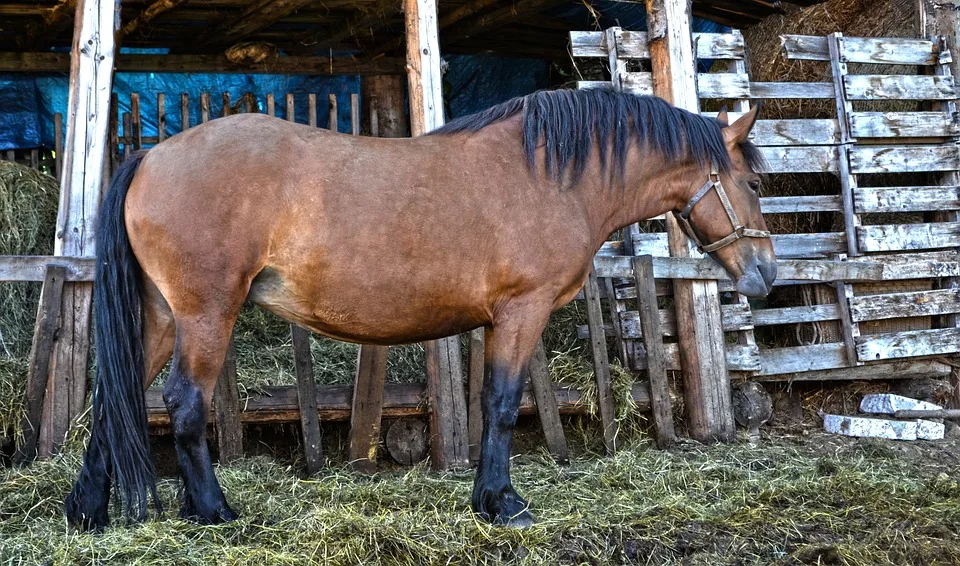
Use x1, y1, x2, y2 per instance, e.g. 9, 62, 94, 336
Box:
197, 0, 316, 51
18, 0, 76, 51
0, 51, 405, 75
441, 0, 573, 43
120, 0, 190, 40
289, 0, 400, 55
365, 0, 502, 57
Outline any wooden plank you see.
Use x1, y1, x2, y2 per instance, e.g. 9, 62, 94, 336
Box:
350, 93, 360, 135
843, 75, 956, 100
849, 111, 960, 138
144, 382, 656, 426
749, 81, 835, 99
291, 325, 323, 474
759, 146, 838, 173
528, 339, 569, 463
858, 222, 960, 252
755, 358, 952, 381
584, 270, 618, 454
41, 0, 117, 457
200, 93, 210, 123
849, 144, 960, 173
222, 92, 231, 118
130, 93, 142, 149
633, 256, 675, 447
121, 112, 130, 157
0, 52, 406, 75
753, 303, 841, 326
622, 72, 751, 98
756, 343, 849, 376
748, 119, 839, 146
328, 93, 337, 132
180, 93, 189, 131
308, 93, 317, 127
467, 327, 483, 463
780, 34, 829, 61
286, 93, 294, 123
785, 34, 946, 65
156, 93, 166, 142
13, 266, 66, 464
592, 255, 890, 283
569, 30, 745, 60
53, 112, 63, 180
348, 345, 389, 473
213, 338, 243, 464
855, 185, 960, 213
0, 256, 95, 282
857, 327, 960, 361
631, 231, 846, 258
760, 195, 843, 213
850, 288, 960, 322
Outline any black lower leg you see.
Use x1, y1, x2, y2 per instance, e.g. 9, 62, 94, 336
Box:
163, 365, 237, 524
472, 362, 533, 527
64, 424, 112, 531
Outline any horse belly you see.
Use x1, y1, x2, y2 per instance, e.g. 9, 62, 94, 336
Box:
248, 267, 487, 345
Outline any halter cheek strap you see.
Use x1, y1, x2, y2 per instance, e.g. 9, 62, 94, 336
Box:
672, 168, 770, 254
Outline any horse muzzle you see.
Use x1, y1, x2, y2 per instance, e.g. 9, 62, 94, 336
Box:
735, 254, 776, 298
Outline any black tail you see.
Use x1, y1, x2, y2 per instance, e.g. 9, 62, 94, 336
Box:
66, 150, 159, 526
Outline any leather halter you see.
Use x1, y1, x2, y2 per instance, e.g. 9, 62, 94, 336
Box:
672, 168, 770, 254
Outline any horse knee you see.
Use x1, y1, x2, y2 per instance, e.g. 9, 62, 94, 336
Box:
162, 369, 206, 442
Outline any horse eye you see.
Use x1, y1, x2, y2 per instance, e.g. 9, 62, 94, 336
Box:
747, 180, 761, 193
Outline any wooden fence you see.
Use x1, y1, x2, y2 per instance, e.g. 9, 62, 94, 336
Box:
571, 30, 960, 400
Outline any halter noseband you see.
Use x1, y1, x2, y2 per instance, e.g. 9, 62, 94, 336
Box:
672, 168, 771, 254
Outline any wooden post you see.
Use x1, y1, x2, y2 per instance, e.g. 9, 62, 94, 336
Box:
157, 92, 166, 142
528, 339, 569, 462
362, 75, 409, 137
632, 256, 675, 448
584, 270, 618, 454
180, 93, 189, 131
39, 0, 119, 457
308, 94, 317, 127
328, 94, 337, 132
467, 327, 484, 462
347, 344, 388, 473
213, 338, 243, 464
292, 325, 324, 474
405, 0, 469, 470
14, 265, 65, 464
645, 0, 735, 443
919, 0, 960, 408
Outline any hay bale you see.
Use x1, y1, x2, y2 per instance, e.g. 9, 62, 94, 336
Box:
0, 162, 59, 433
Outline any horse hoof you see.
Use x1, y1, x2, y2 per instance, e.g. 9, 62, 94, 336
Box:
64, 489, 109, 532
180, 503, 239, 525
500, 509, 535, 529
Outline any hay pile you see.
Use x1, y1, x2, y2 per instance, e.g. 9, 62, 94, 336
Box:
3, 434, 959, 564
0, 162, 59, 434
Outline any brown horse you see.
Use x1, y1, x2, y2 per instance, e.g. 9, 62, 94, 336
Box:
64, 88, 774, 530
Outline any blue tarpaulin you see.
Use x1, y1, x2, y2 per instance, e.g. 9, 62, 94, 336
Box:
0, 0, 725, 151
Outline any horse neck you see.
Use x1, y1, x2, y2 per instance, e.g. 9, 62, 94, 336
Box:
574, 146, 697, 249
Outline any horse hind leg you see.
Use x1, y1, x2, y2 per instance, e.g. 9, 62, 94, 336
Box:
64, 284, 175, 530
472, 301, 551, 528
163, 313, 239, 524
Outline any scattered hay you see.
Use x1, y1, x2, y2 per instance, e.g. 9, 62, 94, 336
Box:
0, 162, 59, 434
3, 434, 959, 565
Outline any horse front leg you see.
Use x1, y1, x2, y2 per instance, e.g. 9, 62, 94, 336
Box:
472, 303, 550, 528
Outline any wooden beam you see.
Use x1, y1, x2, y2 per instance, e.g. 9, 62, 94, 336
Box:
361, 74, 408, 137
442, 0, 570, 43
646, 0, 735, 443
367, 0, 501, 57
291, 0, 400, 55
633, 256, 676, 448
198, 0, 316, 50
406, 0, 469, 470
292, 325, 324, 474
348, 345, 388, 473
39, 0, 118, 458
0, 52, 405, 75
213, 338, 243, 464
19, 0, 76, 51
120, 0, 188, 40
144, 382, 657, 427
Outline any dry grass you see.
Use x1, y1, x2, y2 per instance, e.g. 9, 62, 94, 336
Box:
3, 432, 960, 565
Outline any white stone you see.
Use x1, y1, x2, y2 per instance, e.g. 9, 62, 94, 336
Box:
823, 414, 917, 440
916, 419, 945, 441
859, 394, 942, 415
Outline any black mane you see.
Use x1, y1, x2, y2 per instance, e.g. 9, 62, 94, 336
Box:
430, 87, 763, 186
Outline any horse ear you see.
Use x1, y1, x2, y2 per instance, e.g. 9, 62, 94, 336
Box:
722, 102, 761, 145
717, 106, 729, 126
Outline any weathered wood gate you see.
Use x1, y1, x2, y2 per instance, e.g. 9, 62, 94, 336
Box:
570, 23, 960, 423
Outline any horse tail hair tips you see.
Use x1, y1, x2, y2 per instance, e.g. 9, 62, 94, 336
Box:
92, 149, 160, 521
